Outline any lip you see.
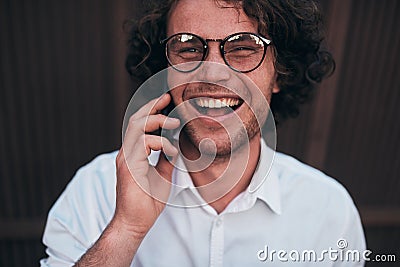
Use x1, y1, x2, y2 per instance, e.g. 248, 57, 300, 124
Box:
187, 93, 242, 100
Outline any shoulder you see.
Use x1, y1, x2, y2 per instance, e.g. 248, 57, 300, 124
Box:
56, 151, 119, 213
44, 151, 119, 254
273, 151, 360, 223
41, 151, 119, 264
52, 150, 119, 218
274, 151, 351, 197
67, 150, 119, 192
269, 152, 366, 252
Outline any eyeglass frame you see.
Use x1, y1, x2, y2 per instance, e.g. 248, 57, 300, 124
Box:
160, 32, 272, 73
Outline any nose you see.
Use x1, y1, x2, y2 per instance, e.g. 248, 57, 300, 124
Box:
198, 43, 231, 82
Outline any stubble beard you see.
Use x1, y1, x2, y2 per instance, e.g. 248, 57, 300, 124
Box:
181, 110, 261, 160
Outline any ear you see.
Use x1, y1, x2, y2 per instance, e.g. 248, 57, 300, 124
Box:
272, 75, 280, 93
272, 82, 280, 93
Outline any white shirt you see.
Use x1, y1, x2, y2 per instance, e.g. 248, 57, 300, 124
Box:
40, 140, 366, 266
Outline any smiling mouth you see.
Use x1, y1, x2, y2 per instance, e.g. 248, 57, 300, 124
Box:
190, 97, 244, 117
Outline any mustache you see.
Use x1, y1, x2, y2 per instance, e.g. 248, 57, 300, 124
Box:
181, 82, 244, 97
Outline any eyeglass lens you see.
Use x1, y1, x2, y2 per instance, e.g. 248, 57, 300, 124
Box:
165, 33, 267, 72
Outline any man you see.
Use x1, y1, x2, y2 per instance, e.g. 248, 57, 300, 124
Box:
41, 0, 366, 266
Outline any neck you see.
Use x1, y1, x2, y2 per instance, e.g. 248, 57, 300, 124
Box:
179, 133, 262, 214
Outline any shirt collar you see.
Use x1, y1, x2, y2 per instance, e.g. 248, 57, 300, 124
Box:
247, 138, 281, 215
148, 142, 205, 206
172, 156, 195, 188
149, 138, 281, 214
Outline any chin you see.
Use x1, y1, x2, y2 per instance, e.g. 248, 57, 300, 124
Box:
182, 119, 258, 157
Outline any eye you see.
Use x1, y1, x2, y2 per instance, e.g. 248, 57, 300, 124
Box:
178, 47, 201, 53
225, 46, 259, 56
169, 44, 203, 61
174, 46, 204, 60
233, 46, 256, 51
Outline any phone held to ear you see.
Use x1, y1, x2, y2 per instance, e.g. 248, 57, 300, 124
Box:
153, 93, 177, 143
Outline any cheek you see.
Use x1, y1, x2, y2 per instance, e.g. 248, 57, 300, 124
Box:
168, 86, 185, 105
251, 64, 276, 102
167, 70, 198, 104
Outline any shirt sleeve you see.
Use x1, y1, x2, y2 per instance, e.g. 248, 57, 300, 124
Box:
40, 153, 117, 266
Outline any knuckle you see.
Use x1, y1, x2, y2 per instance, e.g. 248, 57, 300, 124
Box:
156, 113, 165, 121
129, 114, 138, 124
160, 136, 169, 144
129, 117, 145, 132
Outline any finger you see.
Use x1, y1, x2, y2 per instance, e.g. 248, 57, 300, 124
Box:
130, 93, 172, 121
140, 114, 180, 133
123, 115, 180, 151
142, 135, 178, 157
123, 134, 177, 188
118, 138, 176, 204
125, 134, 177, 167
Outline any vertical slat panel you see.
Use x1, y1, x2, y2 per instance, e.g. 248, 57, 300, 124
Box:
325, 0, 400, 207
0, 0, 135, 264
35, 0, 61, 212
0, 0, 15, 218
303, 0, 353, 169
24, 0, 41, 217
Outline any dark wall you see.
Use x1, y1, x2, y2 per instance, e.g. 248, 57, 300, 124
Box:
1, 0, 399, 266
276, 0, 400, 265
0, 0, 135, 265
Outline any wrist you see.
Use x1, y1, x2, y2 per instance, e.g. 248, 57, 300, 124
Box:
108, 217, 148, 242
74, 217, 144, 266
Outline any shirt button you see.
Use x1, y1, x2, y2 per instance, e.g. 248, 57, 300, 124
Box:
216, 218, 222, 227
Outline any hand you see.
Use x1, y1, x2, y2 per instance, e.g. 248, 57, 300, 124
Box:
114, 93, 180, 239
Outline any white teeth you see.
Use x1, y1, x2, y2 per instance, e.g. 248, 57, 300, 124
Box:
194, 98, 241, 108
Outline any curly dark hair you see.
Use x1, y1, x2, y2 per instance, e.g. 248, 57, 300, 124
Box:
125, 0, 335, 123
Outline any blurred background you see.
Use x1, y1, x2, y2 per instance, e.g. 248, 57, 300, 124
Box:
0, 0, 399, 266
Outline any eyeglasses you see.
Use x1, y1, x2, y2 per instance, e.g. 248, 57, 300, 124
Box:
161, 32, 272, 73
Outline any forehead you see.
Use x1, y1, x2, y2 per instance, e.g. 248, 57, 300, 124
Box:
167, 0, 258, 38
